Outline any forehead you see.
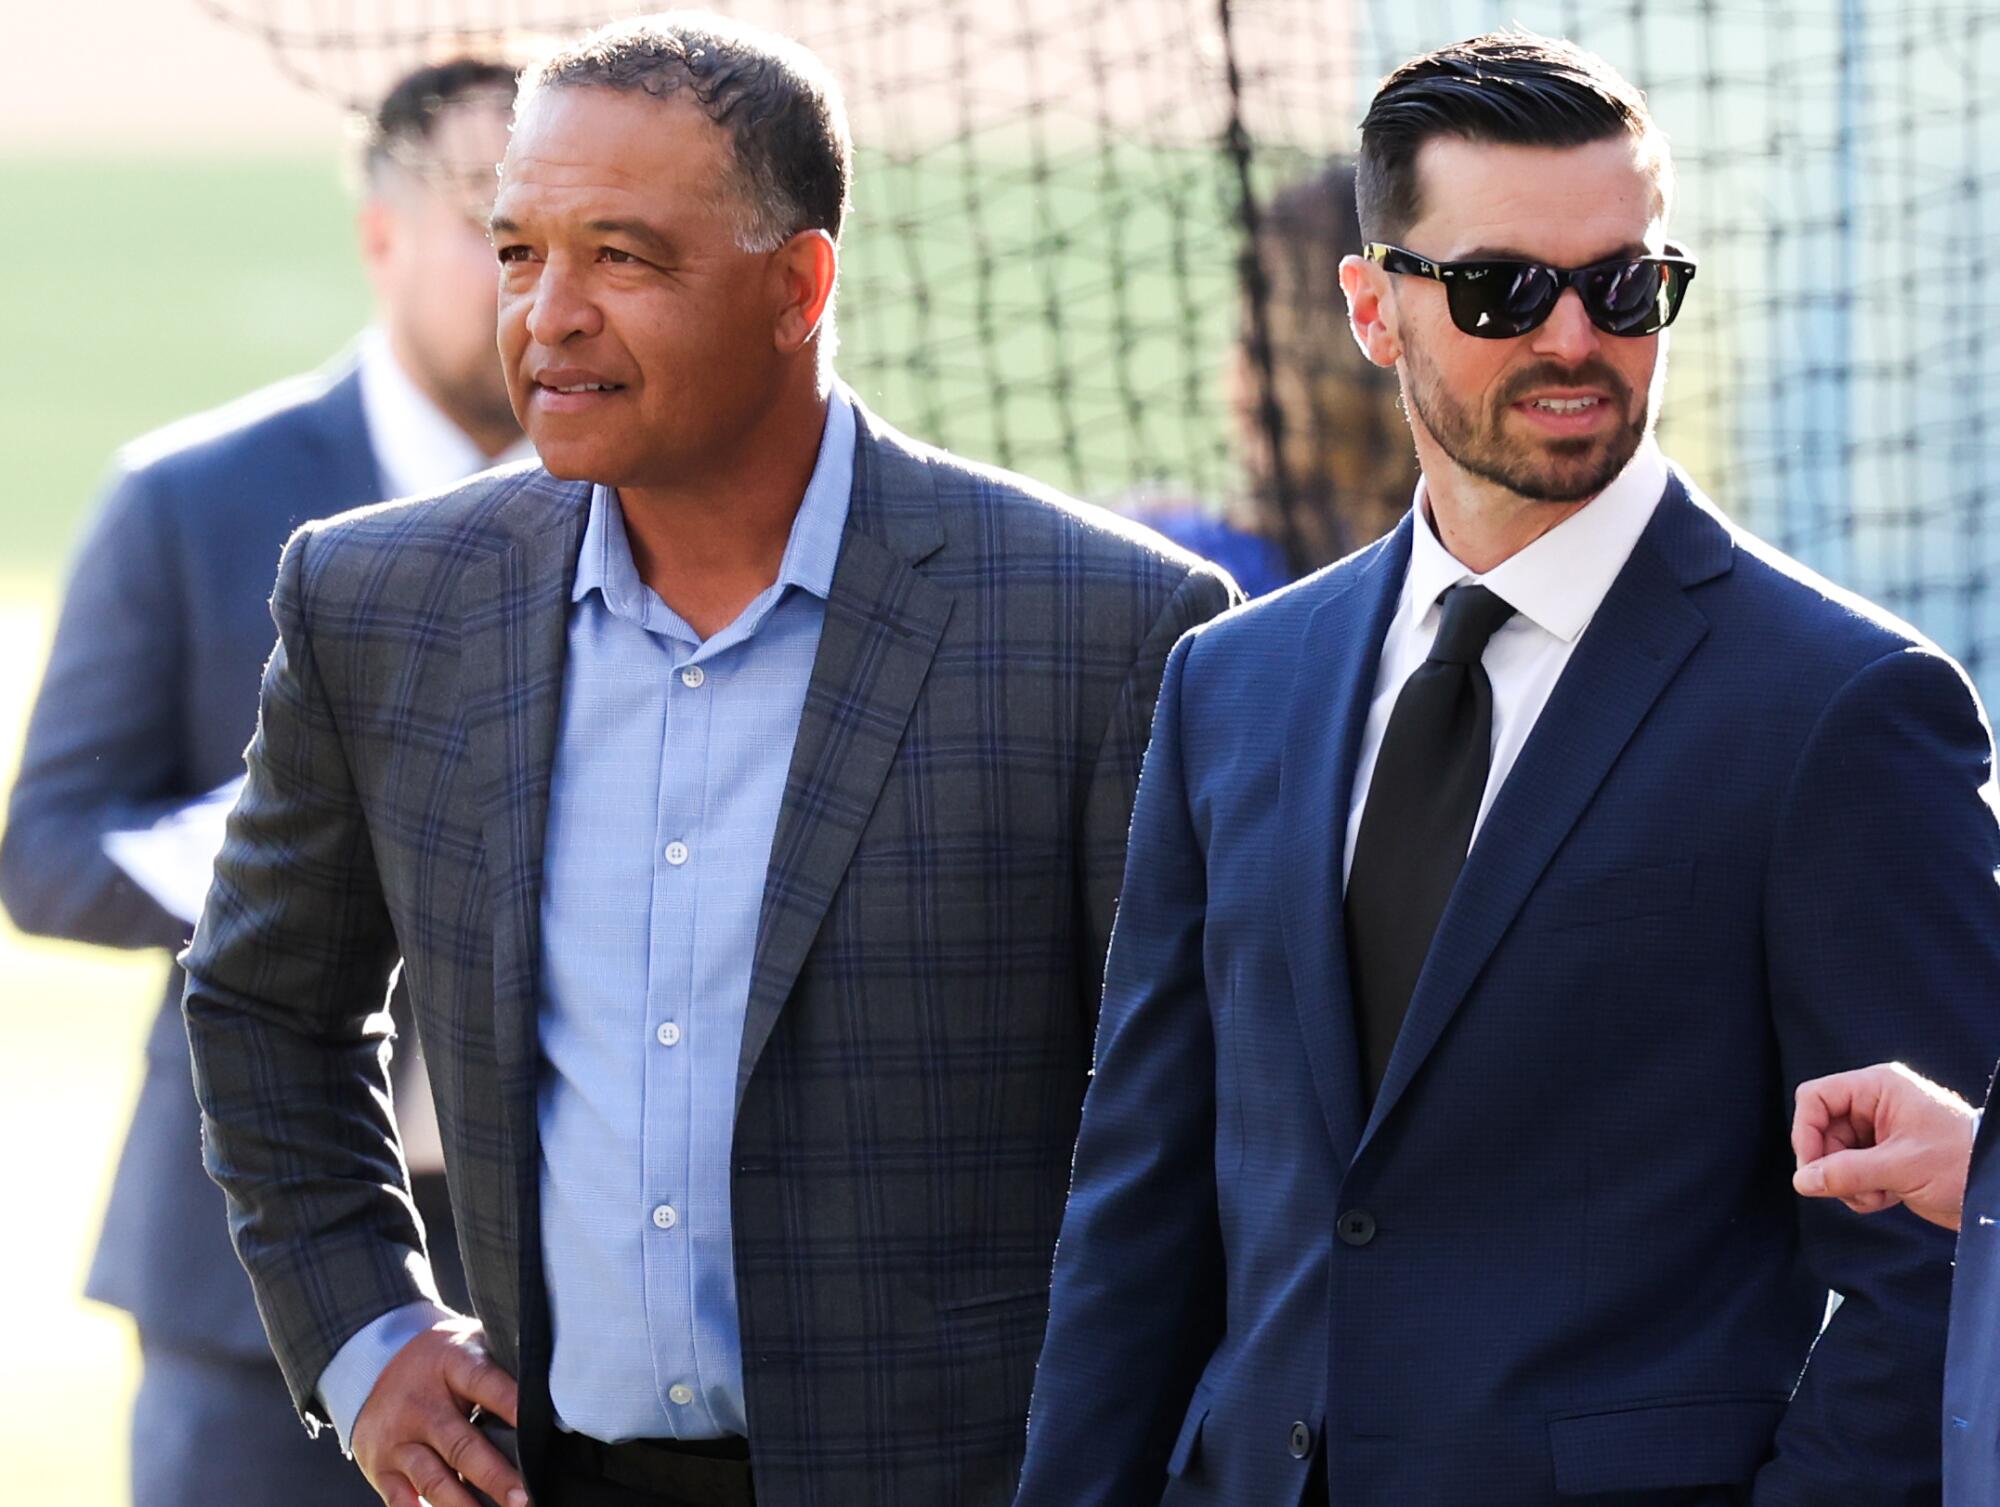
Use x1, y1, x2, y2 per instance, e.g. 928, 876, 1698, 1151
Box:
426, 96, 512, 172
410, 98, 512, 211
1405, 134, 1664, 263
497, 86, 733, 225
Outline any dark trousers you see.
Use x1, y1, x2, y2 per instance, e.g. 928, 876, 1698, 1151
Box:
132, 1338, 376, 1507
543, 1432, 756, 1507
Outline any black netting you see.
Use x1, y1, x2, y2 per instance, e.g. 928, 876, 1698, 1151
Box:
197, 0, 2000, 687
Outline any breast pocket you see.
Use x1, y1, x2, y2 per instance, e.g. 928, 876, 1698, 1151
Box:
1536, 858, 1697, 931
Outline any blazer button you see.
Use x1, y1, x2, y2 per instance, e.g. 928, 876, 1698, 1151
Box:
1288, 1420, 1313, 1459
1337, 1209, 1377, 1247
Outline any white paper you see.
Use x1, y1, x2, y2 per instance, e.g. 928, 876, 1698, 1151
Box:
101, 776, 247, 925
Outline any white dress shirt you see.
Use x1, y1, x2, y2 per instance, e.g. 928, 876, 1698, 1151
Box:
355, 325, 534, 498
1342, 438, 1671, 887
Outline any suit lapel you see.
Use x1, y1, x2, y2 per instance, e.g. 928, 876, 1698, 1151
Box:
461, 487, 588, 1143
1356, 479, 1729, 1154
735, 405, 954, 1109
1277, 519, 1412, 1162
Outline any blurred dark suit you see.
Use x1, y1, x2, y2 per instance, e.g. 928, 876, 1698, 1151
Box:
1, 358, 463, 1506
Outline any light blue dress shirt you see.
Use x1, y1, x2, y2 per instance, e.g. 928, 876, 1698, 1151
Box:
318, 392, 855, 1446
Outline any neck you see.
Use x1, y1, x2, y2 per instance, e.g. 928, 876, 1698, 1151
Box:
1420, 469, 1590, 575
618, 374, 831, 640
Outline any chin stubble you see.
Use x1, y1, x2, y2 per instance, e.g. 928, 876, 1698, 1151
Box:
1404, 345, 1653, 504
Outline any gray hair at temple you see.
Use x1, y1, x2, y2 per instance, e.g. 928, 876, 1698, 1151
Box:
520, 11, 853, 255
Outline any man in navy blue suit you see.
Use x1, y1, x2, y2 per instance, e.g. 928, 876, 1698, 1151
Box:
1791, 1063, 2000, 1504
0, 58, 525, 1507
1016, 31, 2000, 1507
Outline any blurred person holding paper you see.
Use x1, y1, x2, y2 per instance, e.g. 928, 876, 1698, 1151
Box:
0, 55, 527, 1507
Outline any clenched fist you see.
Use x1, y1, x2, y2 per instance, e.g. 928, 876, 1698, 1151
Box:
1791, 1062, 1979, 1231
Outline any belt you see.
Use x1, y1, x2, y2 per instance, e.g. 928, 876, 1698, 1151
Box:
547, 1428, 755, 1506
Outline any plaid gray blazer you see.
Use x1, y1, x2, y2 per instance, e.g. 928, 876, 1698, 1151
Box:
181, 401, 1237, 1507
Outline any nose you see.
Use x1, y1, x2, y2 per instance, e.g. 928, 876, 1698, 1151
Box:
1530, 286, 1601, 366
523, 254, 604, 347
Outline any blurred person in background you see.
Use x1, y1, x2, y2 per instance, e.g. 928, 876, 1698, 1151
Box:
1111, 159, 1415, 597
0, 55, 525, 1507
1237, 159, 1420, 573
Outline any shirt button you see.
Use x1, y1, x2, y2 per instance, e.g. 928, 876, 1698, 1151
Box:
664, 841, 689, 867
652, 1204, 678, 1230
668, 1383, 694, 1406
1288, 1420, 1313, 1459
680, 666, 705, 689
656, 1022, 682, 1047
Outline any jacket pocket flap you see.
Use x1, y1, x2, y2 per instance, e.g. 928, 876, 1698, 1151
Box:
1542, 858, 1697, 930
1548, 1394, 1784, 1495
1166, 1392, 1212, 1478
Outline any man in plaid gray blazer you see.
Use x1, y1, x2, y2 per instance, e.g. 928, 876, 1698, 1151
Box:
181, 16, 1235, 1507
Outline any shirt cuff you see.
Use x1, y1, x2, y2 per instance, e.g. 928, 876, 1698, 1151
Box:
318, 1299, 455, 1452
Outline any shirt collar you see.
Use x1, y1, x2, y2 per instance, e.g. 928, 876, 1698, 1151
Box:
355, 326, 534, 499
572, 384, 858, 616
1405, 436, 1670, 644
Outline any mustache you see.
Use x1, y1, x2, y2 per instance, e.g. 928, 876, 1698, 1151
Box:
1496, 360, 1633, 408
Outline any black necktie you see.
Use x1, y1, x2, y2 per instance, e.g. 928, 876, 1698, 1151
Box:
1345, 583, 1517, 1102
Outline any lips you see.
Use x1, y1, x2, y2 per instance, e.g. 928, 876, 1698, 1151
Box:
1510, 391, 1613, 436
529, 367, 629, 413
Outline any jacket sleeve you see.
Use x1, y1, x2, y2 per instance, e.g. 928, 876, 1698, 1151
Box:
0, 465, 193, 950
1020, 630, 1228, 1506
180, 525, 435, 1429
1756, 645, 2000, 1504
1076, 565, 1238, 1015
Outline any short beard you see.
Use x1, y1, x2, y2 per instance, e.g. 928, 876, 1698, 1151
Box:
415, 347, 523, 451
1402, 342, 1652, 504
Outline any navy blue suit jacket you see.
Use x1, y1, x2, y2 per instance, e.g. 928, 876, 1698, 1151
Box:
1017, 473, 2000, 1506
0, 361, 382, 1357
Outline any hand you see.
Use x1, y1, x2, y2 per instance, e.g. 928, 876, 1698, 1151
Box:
350, 1316, 529, 1507
1791, 1062, 1979, 1230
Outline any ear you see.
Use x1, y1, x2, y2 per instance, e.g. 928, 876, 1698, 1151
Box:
356, 194, 398, 300
771, 229, 839, 354
1339, 253, 1400, 368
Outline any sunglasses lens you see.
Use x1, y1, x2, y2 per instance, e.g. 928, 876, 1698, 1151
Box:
1447, 263, 1559, 338
1586, 260, 1682, 335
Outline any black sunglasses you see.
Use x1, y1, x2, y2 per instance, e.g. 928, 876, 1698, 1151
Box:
1363, 242, 1698, 339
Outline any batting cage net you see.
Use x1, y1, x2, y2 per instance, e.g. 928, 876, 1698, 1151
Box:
198, 0, 2000, 689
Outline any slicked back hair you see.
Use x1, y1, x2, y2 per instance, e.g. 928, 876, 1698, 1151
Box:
1355, 31, 1669, 243
524, 11, 852, 254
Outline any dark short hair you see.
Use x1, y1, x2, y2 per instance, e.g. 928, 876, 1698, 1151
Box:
364, 56, 520, 185
1355, 31, 1666, 241
526, 13, 851, 250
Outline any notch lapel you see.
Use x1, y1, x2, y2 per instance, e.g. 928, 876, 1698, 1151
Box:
1277, 519, 1412, 1163
1356, 482, 1728, 1154
461, 493, 587, 1148
736, 411, 954, 1108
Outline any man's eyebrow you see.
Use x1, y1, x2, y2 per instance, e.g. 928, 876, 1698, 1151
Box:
488, 213, 520, 238
587, 218, 676, 257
